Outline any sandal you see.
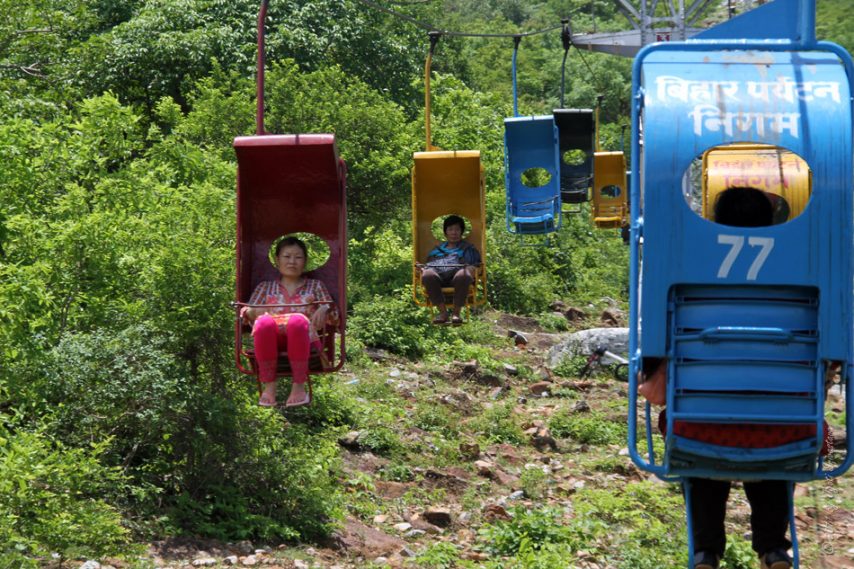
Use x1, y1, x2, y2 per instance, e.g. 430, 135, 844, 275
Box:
450, 315, 464, 326
259, 393, 277, 407
432, 313, 449, 325
285, 393, 312, 408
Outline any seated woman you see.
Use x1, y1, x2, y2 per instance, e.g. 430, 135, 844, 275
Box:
420, 215, 481, 325
240, 236, 338, 407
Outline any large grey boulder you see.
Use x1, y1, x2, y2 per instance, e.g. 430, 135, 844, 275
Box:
546, 327, 629, 368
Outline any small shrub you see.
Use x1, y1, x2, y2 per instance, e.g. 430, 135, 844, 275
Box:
478, 505, 575, 555
470, 402, 525, 445
416, 541, 461, 569
379, 462, 415, 482
520, 466, 549, 499
548, 411, 626, 445
536, 312, 570, 332
0, 424, 131, 563
721, 538, 755, 569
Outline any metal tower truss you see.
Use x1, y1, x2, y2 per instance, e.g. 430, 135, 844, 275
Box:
572, 0, 720, 57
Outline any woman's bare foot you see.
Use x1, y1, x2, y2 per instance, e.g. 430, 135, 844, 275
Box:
259, 382, 277, 406
286, 383, 310, 407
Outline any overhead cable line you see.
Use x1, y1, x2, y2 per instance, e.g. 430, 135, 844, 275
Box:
355, 0, 578, 38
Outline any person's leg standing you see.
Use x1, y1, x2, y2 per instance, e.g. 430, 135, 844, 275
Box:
689, 477, 731, 563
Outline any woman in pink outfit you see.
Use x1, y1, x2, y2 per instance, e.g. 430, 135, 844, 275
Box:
241, 236, 338, 407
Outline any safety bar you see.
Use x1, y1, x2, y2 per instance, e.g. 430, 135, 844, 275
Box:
698, 326, 794, 343
232, 300, 342, 376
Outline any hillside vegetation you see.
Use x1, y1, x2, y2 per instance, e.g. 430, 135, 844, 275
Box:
0, 1, 852, 568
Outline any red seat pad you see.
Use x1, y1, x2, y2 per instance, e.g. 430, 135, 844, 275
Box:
659, 410, 831, 455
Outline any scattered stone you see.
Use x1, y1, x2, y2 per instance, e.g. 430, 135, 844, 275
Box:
235, 541, 255, 555
293, 560, 309, 569
508, 330, 529, 345
388, 368, 401, 378
240, 556, 258, 567
459, 442, 480, 461
489, 386, 505, 400
601, 308, 623, 326
503, 363, 518, 376
458, 511, 472, 523
532, 428, 558, 452
459, 360, 479, 375
80, 562, 101, 569
373, 557, 389, 565
338, 431, 361, 450
373, 514, 389, 524
573, 399, 591, 413
529, 381, 552, 396
400, 546, 418, 557
191, 560, 216, 567
475, 460, 496, 479
565, 306, 586, 321
404, 529, 426, 538
549, 300, 568, 312
365, 347, 392, 361
423, 507, 453, 527
224, 557, 239, 566
517, 395, 528, 404
547, 327, 628, 368
476, 373, 503, 387
508, 490, 525, 500
482, 504, 511, 522
393, 522, 412, 532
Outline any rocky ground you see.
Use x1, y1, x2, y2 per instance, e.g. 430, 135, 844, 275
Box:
69, 309, 854, 569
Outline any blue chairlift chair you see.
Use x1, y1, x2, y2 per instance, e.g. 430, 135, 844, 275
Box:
504, 36, 562, 236
625, 1, 854, 567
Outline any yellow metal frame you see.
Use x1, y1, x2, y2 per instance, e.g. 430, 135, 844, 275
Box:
592, 151, 628, 229
412, 34, 486, 310
702, 144, 811, 221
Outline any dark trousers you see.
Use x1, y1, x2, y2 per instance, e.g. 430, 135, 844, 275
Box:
688, 478, 791, 558
421, 268, 473, 311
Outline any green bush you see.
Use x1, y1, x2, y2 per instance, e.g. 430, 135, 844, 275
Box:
0, 423, 131, 564
470, 402, 526, 445
416, 541, 462, 569
548, 411, 626, 445
349, 290, 433, 358
478, 505, 575, 555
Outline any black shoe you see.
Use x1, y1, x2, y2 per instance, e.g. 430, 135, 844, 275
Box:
760, 549, 792, 569
694, 550, 720, 569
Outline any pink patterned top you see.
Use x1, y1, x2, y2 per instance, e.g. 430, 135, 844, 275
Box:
248, 278, 339, 344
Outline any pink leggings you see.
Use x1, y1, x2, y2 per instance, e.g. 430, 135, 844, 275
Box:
252, 313, 310, 384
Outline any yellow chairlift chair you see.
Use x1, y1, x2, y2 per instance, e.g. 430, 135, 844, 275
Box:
702, 143, 811, 224
411, 32, 487, 315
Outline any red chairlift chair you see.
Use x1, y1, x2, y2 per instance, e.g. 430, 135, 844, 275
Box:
233, 0, 347, 401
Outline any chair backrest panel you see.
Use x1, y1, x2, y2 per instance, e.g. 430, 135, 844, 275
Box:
554, 108, 594, 201
235, 134, 347, 311
412, 151, 485, 263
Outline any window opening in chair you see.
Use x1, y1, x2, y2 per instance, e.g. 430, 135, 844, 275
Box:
430, 214, 474, 241
562, 149, 588, 167
681, 143, 811, 226
520, 167, 553, 188
599, 184, 621, 199
268, 232, 331, 272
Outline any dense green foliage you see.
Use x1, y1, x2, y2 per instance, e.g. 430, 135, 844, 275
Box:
1, 0, 851, 560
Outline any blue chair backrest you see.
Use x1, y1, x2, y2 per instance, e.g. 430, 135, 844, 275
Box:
504, 115, 562, 234
626, 3, 854, 482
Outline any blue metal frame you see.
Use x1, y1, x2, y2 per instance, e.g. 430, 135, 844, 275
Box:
627, 1, 854, 564
504, 37, 562, 235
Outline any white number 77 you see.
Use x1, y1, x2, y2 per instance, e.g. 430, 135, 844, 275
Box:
717, 235, 775, 280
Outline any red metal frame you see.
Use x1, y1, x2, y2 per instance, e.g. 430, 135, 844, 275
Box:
234, 2, 347, 382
